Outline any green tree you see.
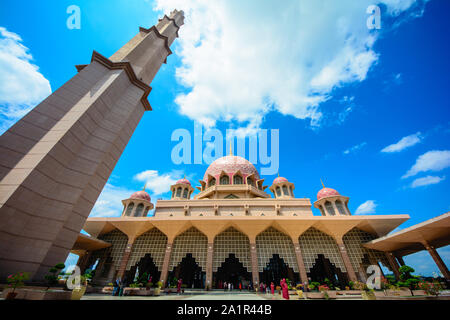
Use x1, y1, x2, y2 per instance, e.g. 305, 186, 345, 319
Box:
397, 265, 420, 295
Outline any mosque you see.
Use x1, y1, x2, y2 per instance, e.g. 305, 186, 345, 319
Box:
74, 152, 410, 289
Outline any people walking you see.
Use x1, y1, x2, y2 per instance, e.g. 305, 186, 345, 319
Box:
270, 282, 275, 295
224, 281, 227, 292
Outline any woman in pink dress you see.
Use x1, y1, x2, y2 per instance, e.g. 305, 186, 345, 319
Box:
270, 282, 275, 295
281, 278, 289, 300
177, 278, 183, 294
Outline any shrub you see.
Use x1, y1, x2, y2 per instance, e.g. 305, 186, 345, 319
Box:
45, 263, 65, 290
7, 272, 30, 293
156, 281, 163, 288
418, 281, 442, 296
319, 285, 330, 299
308, 282, 320, 291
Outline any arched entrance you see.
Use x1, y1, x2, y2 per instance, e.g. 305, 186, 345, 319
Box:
299, 227, 349, 286
256, 227, 300, 286
125, 254, 160, 285
123, 228, 168, 284
343, 228, 392, 281
170, 253, 205, 288
309, 254, 347, 288
87, 230, 128, 285
260, 254, 298, 286
213, 227, 252, 289
169, 227, 208, 289
215, 254, 251, 289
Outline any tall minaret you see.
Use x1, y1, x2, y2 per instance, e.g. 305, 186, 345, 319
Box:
0, 10, 184, 281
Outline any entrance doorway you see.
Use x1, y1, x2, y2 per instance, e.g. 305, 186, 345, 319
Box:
214, 254, 251, 289
169, 253, 205, 289
260, 254, 299, 286
125, 254, 160, 285
308, 254, 348, 288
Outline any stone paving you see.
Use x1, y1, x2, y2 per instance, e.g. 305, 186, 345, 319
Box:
81, 291, 359, 300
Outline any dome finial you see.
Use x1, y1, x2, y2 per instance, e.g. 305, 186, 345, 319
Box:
278, 172, 280, 177
229, 143, 233, 156
320, 179, 325, 189
143, 182, 147, 191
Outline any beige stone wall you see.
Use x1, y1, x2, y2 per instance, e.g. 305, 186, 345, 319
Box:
249, 206, 276, 216
280, 206, 312, 216
189, 207, 215, 217
218, 206, 246, 216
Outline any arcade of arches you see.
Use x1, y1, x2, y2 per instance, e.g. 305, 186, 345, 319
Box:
81, 226, 394, 288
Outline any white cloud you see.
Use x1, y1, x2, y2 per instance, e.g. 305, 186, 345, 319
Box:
134, 170, 182, 195
0, 27, 51, 134
402, 150, 450, 178
410, 175, 445, 188
343, 142, 367, 155
355, 200, 377, 214
89, 183, 135, 218
381, 132, 422, 153
153, 0, 428, 129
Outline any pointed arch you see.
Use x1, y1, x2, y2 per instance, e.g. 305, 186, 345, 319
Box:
298, 227, 346, 273
126, 227, 168, 271
256, 227, 299, 273
219, 172, 230, 185
169, 227, 208, 272
213, 227, 251, 273
343, 227, 392, 275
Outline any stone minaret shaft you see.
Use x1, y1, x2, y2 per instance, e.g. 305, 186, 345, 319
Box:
0, 10, 184, 281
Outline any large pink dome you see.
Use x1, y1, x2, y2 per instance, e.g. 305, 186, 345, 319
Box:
203, 155, 260, 182
130, 190, 151, 202
317, 187, 340, 200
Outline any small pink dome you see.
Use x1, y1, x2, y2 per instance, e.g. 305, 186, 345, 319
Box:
317, 187, 340, 200
130, 190, 151, 202
176, 178, 191, 186
273, 176, 288, 184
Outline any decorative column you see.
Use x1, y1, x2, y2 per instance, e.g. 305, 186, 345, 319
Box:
396, 255, 405, 266
159, 242, 173, 288
335, 238, 358, 282
421, 241, 450, 281
205, 243, 214, 290
385, 252, 400, 280
332, 201, 340, 216
250, 243, 260, 287
116, 239, 135, 280
293, 241, 309, 285
76, 250, 92, 275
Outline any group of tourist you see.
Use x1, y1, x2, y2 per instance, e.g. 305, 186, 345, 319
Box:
216, 279, 291, 299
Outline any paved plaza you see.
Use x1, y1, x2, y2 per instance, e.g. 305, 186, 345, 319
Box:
81, 291, 296, 300
80, 291, 362, 300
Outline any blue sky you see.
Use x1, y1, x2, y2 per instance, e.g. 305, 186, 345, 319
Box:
0, 0, 449, 276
